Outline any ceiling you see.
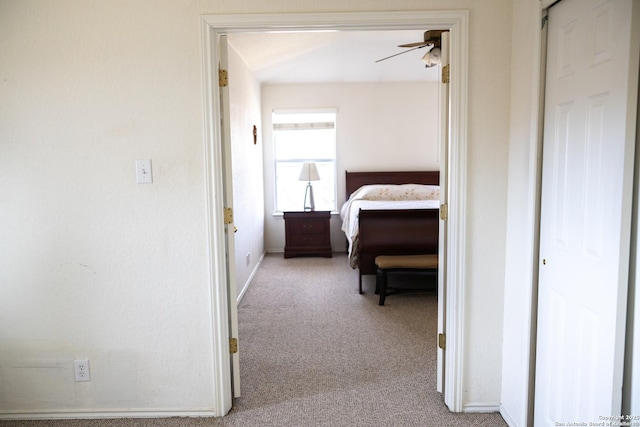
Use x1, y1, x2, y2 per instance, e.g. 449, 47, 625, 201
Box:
227, 30, 440, 84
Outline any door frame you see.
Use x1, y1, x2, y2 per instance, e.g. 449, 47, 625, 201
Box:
200, 10, 470, 416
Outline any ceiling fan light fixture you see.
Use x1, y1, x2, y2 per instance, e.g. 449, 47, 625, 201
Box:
421, 47, 442, 68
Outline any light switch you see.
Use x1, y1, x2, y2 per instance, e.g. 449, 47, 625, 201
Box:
135, 159, 153, 184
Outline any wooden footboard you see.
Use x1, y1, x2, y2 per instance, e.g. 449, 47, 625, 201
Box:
358, 209, 439, 276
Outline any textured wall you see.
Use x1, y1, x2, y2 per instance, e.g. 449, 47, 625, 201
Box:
500, 0, 543, 425
0, 0, 215, 415
227, 42, 265, 299
0, 0, 513, 417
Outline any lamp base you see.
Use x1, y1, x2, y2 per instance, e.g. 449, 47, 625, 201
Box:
303, 183, 315, 211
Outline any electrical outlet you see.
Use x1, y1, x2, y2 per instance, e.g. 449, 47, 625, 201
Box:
74, 359, 91, 382
246, 253, 251, 266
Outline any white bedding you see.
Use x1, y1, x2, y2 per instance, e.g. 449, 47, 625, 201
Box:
340, 184, 440, 268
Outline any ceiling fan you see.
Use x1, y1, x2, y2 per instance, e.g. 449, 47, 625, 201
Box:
375, 30, 445, 67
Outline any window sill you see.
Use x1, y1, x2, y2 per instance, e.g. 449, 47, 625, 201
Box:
272, 210, 339, 218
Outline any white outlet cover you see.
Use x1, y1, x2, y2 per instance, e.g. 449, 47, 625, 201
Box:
74, 359, 91, 382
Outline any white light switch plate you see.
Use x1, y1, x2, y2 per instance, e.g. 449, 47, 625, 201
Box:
135, 160, 153, 184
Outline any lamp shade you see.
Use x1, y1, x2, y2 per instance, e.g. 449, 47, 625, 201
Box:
299, 162, 320, 182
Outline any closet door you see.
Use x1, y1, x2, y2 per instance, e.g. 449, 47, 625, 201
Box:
535, 0, 639, 424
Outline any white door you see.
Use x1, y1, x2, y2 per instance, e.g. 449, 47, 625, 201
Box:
219, 35, 241, 398
437, 30, 450, 395
535, 0, 639, 424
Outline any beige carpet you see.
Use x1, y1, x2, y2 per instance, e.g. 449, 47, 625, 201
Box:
1, 253, 506, 427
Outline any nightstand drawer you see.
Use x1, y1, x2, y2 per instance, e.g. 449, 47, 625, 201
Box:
288, 220, 327, 235
288, 233, 327, 247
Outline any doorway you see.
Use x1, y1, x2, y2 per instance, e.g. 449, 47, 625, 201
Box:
200, 10, 470, 416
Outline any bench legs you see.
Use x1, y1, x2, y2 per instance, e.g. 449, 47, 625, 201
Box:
376, 268, 388, 305
361, 271, 384, 296
376, 268, 437, 306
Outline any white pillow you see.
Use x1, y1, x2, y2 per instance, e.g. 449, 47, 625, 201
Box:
350, 184, 440, 201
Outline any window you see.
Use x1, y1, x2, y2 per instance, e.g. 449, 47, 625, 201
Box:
273, 110, 337, 213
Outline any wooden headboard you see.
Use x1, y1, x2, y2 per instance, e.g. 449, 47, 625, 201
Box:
345, 171, 440, 198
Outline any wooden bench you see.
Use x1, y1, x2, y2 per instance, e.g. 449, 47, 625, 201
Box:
375, 254, 438, 306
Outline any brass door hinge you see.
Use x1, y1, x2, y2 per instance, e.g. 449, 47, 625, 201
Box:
440, 203, 448, 221
219, 69, 228, 87
442, 64, 450, 84
438, 333, 446, 350
224, 207, 233, 225
229, 337, 238, 354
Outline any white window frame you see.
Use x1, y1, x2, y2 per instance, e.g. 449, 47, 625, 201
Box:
272, 109, 337, 213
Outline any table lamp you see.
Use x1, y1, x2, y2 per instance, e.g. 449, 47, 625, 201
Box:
299, 162, 320, 211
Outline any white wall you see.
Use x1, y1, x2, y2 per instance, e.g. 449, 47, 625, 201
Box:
227, 43, 265, 299
261, 82, 440, 253
500, 1, 543, 425
460, 0, 511, 410
0, 0, 215, 415
0, 0, 513, 418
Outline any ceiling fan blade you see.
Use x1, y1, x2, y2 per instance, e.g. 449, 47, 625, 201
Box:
398, 30, 445, 48
375, 44, 429, 63
398, 41, 432, 48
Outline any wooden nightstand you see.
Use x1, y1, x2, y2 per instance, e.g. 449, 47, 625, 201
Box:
283, 211, 332, 258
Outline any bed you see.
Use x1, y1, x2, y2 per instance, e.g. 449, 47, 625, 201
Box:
340, 171, 441, 293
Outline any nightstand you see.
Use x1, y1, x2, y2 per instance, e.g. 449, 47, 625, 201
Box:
283, 211, 332, 258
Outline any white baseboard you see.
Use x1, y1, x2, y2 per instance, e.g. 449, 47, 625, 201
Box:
499, 403, 519, 426
0, 409, 218, 420
463, 403, 502, 413
237, 252, 265, 304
